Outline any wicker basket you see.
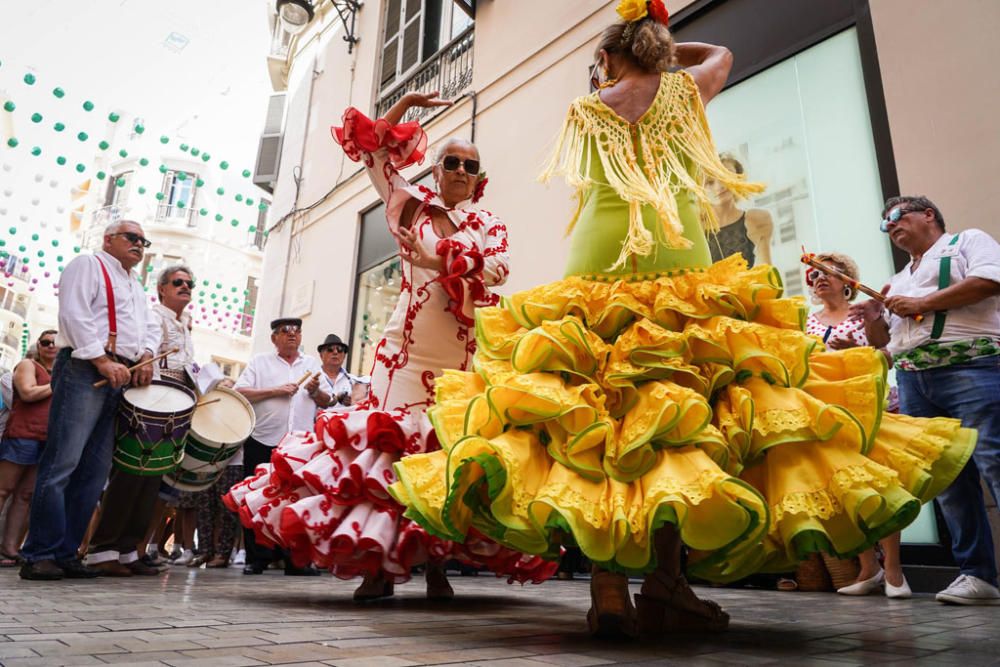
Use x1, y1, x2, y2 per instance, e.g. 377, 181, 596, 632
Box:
820, 553, 862, 591
794, 553, 832, 592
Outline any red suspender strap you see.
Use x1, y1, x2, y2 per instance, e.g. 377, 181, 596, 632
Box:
95, 257, 118, 355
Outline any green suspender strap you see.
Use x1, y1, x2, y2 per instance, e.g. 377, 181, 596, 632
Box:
930, 234, 961, 340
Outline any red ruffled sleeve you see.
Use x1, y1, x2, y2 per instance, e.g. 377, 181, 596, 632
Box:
331, 107, 427, 169
434, 238, 499, 327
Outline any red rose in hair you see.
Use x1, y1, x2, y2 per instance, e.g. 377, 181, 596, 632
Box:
472, 175, 488, 203
647, 0, 669, 26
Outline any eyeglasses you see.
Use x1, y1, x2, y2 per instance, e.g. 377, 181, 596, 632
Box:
275, 325, 301, 335
171, 278, 195, 289
440, 155, 480, 175
321, 345, 348, 354
110, 231, 152, 248
39, 339, 56, 348
880, 207, 923, 233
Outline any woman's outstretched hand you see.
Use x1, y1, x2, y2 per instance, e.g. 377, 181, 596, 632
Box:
384, 90, 453, 125
396, 226, 444, 272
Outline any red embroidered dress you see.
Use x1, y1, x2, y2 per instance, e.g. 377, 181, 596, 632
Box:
225, 109, 553, 584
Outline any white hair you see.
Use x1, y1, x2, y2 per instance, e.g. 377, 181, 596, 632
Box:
104, 219, 140, 236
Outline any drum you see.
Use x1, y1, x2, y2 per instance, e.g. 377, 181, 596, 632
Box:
114, 380, 197, 476
164, 386, 255, 492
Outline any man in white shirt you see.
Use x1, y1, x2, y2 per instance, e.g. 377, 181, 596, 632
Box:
855, 195, 1000, 605
310, 333, 369, 411
86, 265, 197, 577
20, 220, 160, 581
235, 317, 322, 575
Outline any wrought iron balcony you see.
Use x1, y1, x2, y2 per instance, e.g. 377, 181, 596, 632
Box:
375, 27, 474, 123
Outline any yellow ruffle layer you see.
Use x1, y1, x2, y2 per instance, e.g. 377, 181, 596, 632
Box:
390, 256, 977, 581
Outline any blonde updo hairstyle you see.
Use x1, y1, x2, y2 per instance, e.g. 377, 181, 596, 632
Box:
596, 17, 676, 73
814, 252, 861, 302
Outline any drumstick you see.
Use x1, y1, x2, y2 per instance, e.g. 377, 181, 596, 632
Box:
92, 348, 180, 388
295, 371, 317, 387
800, 250, 924, 322
195, 397, 222, 408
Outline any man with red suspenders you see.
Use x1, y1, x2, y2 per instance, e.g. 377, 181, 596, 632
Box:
19, 220, 160, 581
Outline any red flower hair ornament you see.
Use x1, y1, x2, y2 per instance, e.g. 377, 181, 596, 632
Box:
472, 173, 488, 204
647, 0, 669, 26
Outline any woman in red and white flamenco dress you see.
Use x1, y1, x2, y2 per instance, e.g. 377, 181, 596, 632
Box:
226, 91, 557, 600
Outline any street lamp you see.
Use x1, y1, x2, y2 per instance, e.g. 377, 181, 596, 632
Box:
276, 0, 315, 35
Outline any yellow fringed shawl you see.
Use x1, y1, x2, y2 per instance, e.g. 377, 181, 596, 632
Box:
540, 71, 765, 271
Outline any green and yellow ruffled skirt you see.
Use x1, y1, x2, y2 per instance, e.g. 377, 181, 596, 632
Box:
388, 256, 976, 582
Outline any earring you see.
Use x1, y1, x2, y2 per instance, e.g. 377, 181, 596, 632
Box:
843, 286, 852, 299
598, 67, 618, 89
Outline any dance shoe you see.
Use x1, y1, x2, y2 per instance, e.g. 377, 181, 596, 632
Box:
836, 569, 884, 595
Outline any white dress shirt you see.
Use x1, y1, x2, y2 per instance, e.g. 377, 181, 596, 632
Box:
57, 250, 161, 362
152, 303, 196, 370
235, 351, 322, 447
886, 229, 1000, 356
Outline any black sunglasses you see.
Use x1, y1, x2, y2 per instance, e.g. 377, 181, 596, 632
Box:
322, 345, 348, 354
275, 325, 301, 335
111, 231, 152, 248
171, 278, 195, 289
39, 339, 56, 348
440, 155, 480, 175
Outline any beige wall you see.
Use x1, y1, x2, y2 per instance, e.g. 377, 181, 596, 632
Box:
872, 0, 1000, 238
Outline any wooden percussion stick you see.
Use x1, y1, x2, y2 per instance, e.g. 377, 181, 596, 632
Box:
92, 348, 180, 388
800, 252, 924, 322
295, 371, 317, 387
195, 397, 222, 408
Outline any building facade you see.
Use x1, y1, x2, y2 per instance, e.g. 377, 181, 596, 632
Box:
252, 0, 1000, 569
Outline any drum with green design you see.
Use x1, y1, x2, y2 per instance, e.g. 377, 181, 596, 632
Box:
114, 380, 196, 475
164, 386, 256, 492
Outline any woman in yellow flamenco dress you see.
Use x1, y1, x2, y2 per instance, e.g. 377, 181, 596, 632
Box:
390, 2, 977, 638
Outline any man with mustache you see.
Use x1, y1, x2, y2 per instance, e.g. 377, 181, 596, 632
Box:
854, 195, 1000, 605
85, 265, 199, 577
20, 220, 160, 581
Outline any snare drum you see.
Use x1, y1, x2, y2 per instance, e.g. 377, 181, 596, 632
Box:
164, 386, 255, 492
114, 380, 197, 475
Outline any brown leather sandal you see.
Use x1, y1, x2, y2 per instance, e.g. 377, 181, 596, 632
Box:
353, 572, 394, 601
587, 570, 637, 639
425, 564, 455, 600
635, 570, 730, 636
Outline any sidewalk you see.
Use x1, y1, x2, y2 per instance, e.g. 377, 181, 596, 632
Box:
1, 567, 998, 666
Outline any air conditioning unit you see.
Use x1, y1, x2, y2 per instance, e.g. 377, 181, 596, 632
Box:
253, 93, 287, 194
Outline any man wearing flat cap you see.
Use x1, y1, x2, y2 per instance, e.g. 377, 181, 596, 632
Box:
233, 317, 322, 576
310, 333, 369, 412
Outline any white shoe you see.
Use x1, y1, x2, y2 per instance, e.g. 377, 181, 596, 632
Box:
935, 575, 1000, 605
884, 573, 912, 599
171, 549, 194, 566
232, 549, 246, 566
837, 569, 884, 595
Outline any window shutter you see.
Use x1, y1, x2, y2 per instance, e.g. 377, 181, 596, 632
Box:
381, 0, 403, 88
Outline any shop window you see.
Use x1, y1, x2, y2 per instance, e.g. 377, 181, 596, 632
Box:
705, 28, 893, 296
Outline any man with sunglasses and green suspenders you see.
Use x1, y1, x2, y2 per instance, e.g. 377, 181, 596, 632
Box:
20, 220, 161, 581
853, 195, 1000, 605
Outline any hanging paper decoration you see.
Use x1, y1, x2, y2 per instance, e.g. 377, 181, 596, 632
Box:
53, 122, 65, 131
82, 100, 94, 111
23, 73, 36, 85
52, 87, 64, 98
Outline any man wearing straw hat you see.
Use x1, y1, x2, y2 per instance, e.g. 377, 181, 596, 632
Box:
234, 317, 322, 576
20, 220, 160, 581
85, 265, 198, 577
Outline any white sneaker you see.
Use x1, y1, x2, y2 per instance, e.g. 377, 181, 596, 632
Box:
171, 549, 194, 566
837, 569, 884, 595
232, 549, 246, 566
935, 575, 1000, 605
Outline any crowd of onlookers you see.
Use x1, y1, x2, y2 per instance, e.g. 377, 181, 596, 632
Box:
2, 196, 999, 605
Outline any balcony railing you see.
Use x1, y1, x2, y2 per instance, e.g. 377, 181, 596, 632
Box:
155, 204, 198, 226
375, 27, 474, 123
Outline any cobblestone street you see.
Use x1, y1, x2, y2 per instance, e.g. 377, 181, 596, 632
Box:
2, 567, 999, 666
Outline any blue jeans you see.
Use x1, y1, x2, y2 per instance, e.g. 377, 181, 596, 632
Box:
20, 349, 123, 564
897, 356, 1000, 586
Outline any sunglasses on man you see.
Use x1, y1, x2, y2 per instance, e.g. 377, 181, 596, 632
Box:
171, 278, 196, 289
275, 325, 301, 335
110, 231, 152, 248
879, 207, 924, 233
440, 155, 480, 175
321, 345, 348, 354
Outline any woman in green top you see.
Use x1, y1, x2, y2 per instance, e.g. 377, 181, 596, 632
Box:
391, 1, 976, 639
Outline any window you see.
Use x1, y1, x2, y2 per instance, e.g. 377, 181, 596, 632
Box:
350, 256, 403, 376
250, 200, 269, 250
239, 276, 258, 336
140, 253, 184, 288
704, 29, 892, 296
379, 0, 473, 93
105, 171, 133, 208
211, 356, 244, 380
156, 170, 199, 226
